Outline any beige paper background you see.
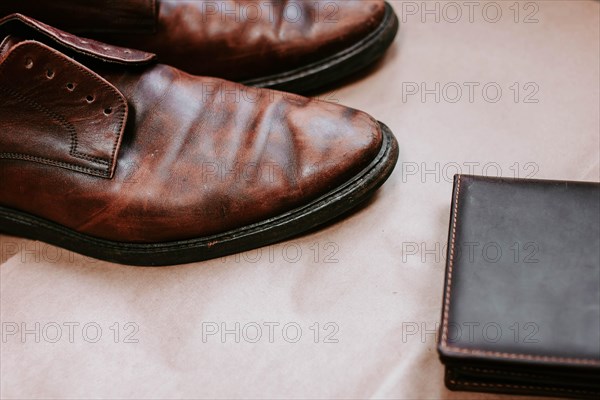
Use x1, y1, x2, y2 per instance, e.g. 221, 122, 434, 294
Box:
1, 1, 599, 399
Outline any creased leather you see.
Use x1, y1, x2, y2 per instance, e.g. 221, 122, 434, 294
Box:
0, 15, 383, 243
0, 1, 386, 80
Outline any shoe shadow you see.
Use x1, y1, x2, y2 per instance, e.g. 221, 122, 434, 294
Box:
304, 36, 401, 98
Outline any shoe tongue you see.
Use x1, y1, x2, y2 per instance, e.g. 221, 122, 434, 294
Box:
0, 35, 26, 60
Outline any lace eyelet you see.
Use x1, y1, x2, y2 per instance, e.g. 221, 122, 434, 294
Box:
86, 95, 95, 103
104, 107, 113, 116
24, 57, 34, 69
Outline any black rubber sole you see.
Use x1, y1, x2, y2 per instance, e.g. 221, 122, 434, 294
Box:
0, 123, 399, 266
241, 2, 399, 93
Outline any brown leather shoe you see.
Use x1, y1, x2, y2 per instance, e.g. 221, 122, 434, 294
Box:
0, 0, 399, 94
0, 14, 398, 266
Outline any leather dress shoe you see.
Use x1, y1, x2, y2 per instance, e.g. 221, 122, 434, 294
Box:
0, 14, 399, 266
0, 0, 399, 94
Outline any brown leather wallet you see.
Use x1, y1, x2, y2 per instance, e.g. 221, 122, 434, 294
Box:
438, 175, 600, 399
